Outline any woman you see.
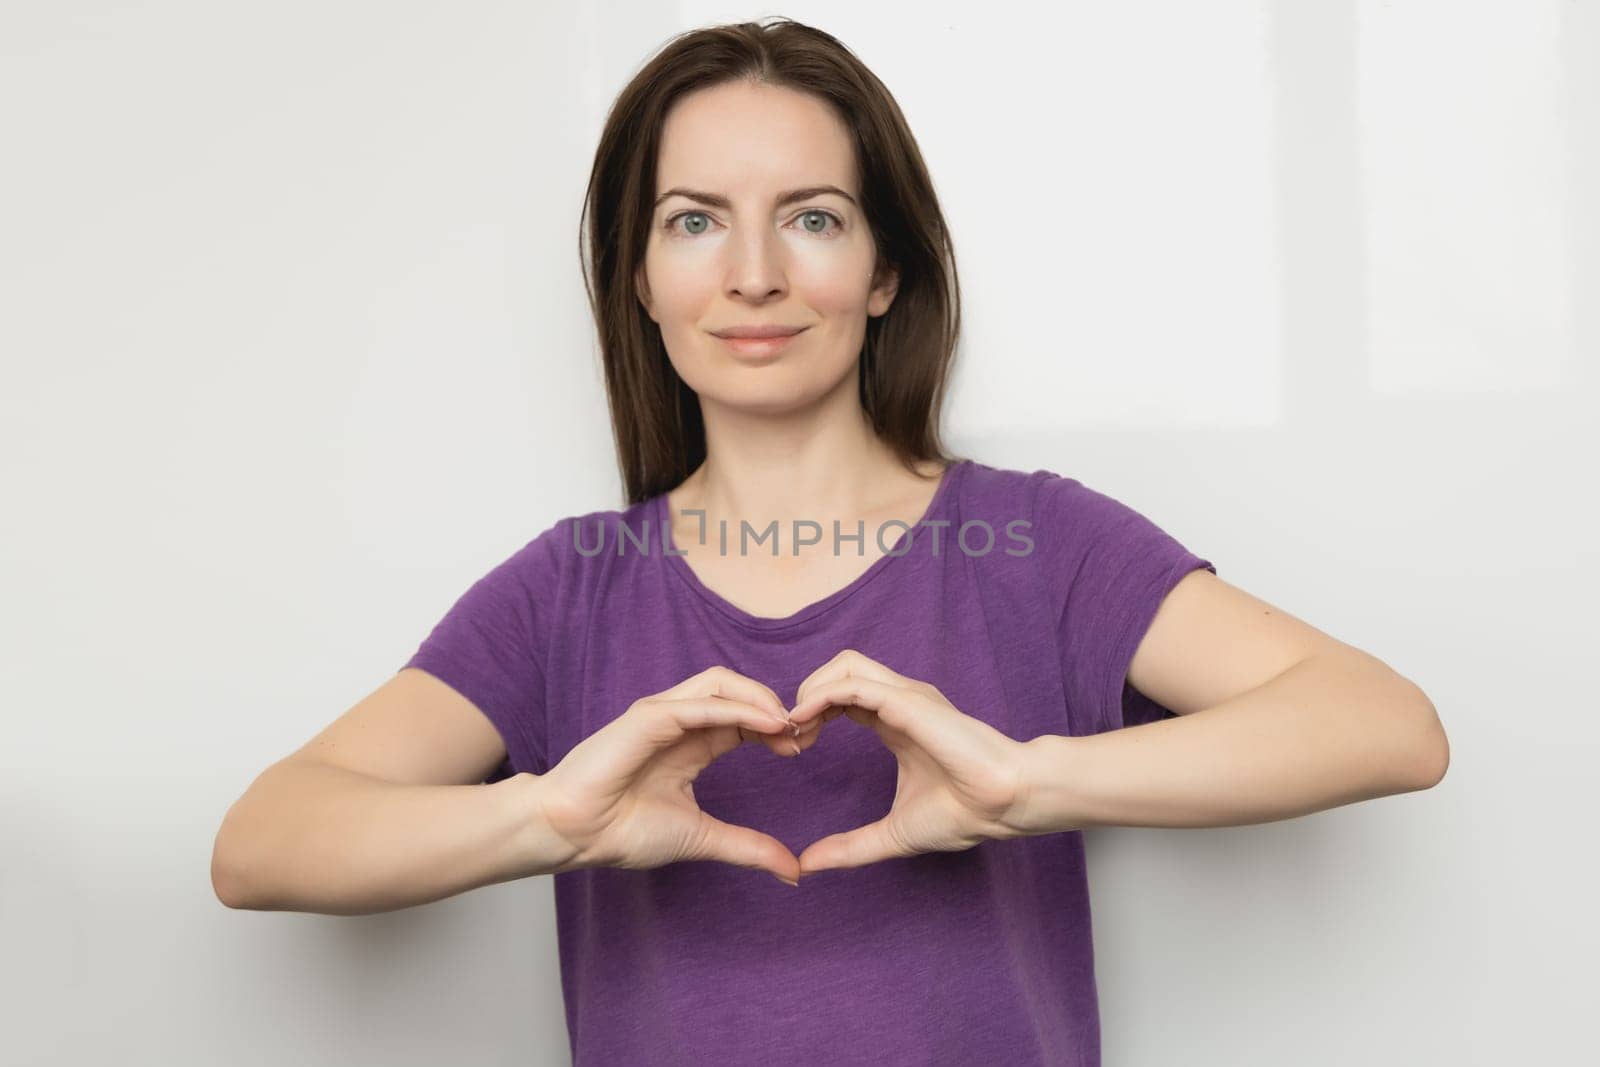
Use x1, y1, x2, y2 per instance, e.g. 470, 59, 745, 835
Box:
211, 18, 1450, 1066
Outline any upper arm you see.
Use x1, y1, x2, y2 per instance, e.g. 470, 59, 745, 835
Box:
283, 668, 511, 787
1034, 469, 1219, 734
1127, 568, 1355, 716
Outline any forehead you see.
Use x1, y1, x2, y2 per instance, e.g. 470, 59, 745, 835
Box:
656, 81, 857, 196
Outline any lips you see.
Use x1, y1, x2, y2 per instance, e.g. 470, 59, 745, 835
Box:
716, 328, 805, 359
711, 324, 808, 339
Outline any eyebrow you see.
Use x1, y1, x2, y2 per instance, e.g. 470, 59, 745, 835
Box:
652, 184, 858, 211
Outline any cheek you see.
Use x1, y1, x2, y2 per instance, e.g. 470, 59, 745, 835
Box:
788, 252, 875, 311
642, 261, 711, 319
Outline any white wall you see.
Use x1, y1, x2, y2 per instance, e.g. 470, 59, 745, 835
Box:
2, 2, 1593, 1064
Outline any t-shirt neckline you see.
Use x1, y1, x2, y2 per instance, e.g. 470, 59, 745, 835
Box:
656, 459, 969, 633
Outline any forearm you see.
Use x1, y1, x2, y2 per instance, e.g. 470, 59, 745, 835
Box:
211, 761, 579, 915
1015, 652, 1449, 832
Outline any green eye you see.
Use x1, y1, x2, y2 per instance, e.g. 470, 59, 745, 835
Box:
797, 210, 842, 234
663, 208, 845, 238
666, 211, 711, 235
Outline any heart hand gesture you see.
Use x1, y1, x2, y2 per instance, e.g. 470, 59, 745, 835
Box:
785, 650, 1034, 875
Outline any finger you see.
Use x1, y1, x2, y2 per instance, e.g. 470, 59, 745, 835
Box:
757, 709, 842, 756
684, 663, 802, 757
792, 680, 1017, 782
788, 676, 920, 734
625, 696, 789, 762
688, 811, 802, 885
662, 665, 790, 722
792, 649, 918, 712
796, 818, 904, 875
792, 718, 827, 753
740, 724, 804, 757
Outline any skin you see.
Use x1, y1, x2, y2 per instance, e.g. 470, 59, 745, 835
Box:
637, 78, 944, 584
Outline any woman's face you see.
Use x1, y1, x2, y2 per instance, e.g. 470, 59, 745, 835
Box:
638, 80, 898, 413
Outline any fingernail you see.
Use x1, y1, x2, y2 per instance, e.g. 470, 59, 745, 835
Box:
773, 873, 799, 887
790, 739, 801, 756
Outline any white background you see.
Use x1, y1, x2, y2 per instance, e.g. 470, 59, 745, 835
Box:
3, 1, 1594, 1064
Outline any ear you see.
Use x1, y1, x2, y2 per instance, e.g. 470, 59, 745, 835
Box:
635, 263, 656, 322
867, 261, 899, 318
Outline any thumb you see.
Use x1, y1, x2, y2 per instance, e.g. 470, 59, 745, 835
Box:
797, 819, 898, 875
689, 812, 801, 886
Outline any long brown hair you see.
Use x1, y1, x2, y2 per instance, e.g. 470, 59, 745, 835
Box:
578, 17, 965, 505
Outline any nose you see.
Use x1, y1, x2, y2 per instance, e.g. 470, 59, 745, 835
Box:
724, 224, 788, 301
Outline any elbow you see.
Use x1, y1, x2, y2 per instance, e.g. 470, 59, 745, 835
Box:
1399, 683, 1450, 791
211, 844, 246, 909
211, 809, 266, 910
211, 828, 255, 910
1416, 724, 1450, 789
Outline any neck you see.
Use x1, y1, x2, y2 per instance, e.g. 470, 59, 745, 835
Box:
675, 385, 941, 534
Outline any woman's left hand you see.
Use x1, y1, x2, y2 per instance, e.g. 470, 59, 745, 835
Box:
785, 650, 1035, 875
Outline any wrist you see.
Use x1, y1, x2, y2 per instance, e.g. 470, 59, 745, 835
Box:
499, 771, 585, 877
1008, 734, 1087, 837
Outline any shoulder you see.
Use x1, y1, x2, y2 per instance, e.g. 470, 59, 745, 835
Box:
525, 495, 662, 575
932, 460, 1067, 581
1016, 464, 1172, 547
948, 458, 1098, 510
947, 459, 1100, 541
956, 461, 1206, 587
944, 458, 1050, 515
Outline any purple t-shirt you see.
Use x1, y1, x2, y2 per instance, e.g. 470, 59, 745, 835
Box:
402, 458, 1214, 1065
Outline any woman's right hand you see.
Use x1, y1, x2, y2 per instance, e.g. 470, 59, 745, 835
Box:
535, 666, 805, 885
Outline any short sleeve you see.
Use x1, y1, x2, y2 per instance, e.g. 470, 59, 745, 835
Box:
1030, 471, 1216, 736
400, 523, 564, 783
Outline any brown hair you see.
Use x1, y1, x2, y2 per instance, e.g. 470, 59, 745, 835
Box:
579, 17, 965, 505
